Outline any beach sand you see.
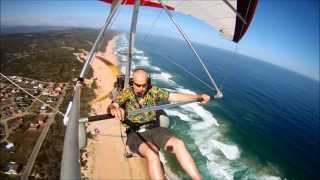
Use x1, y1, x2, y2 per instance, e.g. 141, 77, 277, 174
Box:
81, 36, 149, 179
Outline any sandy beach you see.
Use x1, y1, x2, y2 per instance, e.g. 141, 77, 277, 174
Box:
81, 36, 149, 179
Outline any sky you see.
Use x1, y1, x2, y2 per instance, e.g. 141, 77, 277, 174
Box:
1, 0, 319, 80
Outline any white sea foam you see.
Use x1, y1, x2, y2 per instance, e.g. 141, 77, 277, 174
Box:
190, 120, 214, 130
138, 59, 150, 66
164, 109, 194, 122
257, 176, 281, 180
207, 161, 234, 180
134, 49, 143, 54
159, 72, 173, 79
198, 143, 217, 160
152, 66, 161, 71
211, 139, 240, 160
134, 55, 149, 60
175, 88, 196, 95
151, 72, 176, 85
174, 88, 219, 126
182, 104, 219, 127
191, 127, 219, 140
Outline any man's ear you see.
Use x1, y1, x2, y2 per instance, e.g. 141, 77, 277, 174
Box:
129, 78, 133, 86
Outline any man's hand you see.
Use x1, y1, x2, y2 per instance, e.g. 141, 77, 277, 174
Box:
108, 103, 125, 121
199, 94, 210, 104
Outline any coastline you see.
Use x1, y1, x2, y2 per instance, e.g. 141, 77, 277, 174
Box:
81, 35, 149, 179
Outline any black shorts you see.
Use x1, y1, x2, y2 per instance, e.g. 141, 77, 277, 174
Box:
126, 127, 174, 153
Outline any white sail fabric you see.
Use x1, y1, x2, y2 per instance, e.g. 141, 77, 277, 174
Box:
166, 0, 257, 43
168, 0, 237, 41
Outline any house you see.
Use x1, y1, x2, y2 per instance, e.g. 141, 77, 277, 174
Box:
46, 98, 53, 103
37, 115, 47, 125
40, 105, 47, 113
41, 91, 50, 96
0, 161, 23, 175
55, 86, 62, 92
5, 142, 14, 150
40, 105, 47, 110
29, 123, 40, 130
33, 90, 40, 96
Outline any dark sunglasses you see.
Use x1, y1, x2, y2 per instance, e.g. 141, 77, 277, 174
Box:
133, 82, 147, 88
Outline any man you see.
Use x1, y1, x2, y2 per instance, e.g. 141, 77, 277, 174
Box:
108, 68, 210, 180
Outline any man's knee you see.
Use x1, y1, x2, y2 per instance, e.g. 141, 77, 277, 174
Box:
139, 143, 160, 161
165, 137, 185, 153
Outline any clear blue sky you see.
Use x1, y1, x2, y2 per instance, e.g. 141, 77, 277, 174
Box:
1, 0, 319, 80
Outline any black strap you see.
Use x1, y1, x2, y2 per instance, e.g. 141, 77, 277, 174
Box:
122, 119, 157, 133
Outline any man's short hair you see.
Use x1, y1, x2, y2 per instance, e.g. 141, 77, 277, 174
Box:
133, 68, 148, 74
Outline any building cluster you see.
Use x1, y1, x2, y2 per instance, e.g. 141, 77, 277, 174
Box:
1, 76, 64, 119
8, 114, 48, 132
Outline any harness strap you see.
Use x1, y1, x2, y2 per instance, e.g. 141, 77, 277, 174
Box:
123, 119, 157, 134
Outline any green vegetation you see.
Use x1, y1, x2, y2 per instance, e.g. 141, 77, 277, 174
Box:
0, 28, 104, 82
31, 115, 65, 179
91, 79, 98, 89
80, 83, 96, 117
1, 27, 117, 179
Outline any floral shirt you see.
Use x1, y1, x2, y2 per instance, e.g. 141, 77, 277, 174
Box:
115, 86, 170, 124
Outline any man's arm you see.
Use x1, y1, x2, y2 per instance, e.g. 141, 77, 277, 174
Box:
168, 93, 211, 104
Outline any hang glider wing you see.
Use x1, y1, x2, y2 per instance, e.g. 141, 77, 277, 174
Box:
166, 0, 258, 43
100, 0, 175, 10
100, 0, 258, 43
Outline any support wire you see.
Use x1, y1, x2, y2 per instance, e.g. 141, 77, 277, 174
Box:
158, 0, 223, 98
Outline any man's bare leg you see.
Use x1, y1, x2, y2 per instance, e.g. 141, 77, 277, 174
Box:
165, 137, 201, 180
138, 142, 165, 180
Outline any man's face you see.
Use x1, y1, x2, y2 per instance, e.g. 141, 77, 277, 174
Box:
132, 70, 149, 97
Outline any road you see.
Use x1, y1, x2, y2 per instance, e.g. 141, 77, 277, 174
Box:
21, 85, 68, 180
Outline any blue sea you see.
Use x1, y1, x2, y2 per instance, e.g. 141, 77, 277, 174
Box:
114, 34, 319, 179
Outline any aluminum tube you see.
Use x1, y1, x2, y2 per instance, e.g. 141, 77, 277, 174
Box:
124, 0, 140, 88
79, 0, 122, 79
60, 83, 81, 179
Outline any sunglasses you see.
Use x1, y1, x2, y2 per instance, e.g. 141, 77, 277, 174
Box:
133, 82, 148, 88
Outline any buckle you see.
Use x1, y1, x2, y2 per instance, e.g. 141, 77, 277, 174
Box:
137, 128, 146, 133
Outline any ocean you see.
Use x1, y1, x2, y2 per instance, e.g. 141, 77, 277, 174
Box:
114, 34, 319, 180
